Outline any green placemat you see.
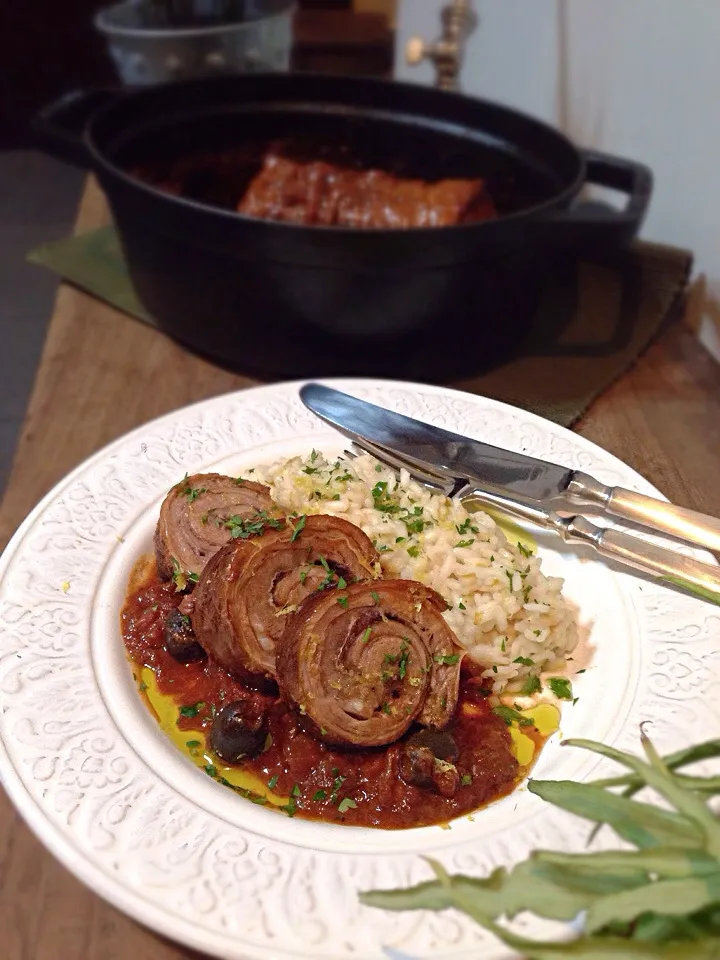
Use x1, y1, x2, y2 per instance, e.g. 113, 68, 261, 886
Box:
29, 226, 692, 427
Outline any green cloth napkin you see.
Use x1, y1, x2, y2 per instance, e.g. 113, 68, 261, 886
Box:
29, 226, 692, 427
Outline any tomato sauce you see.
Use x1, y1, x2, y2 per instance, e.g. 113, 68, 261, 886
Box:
121, 559, 543, 829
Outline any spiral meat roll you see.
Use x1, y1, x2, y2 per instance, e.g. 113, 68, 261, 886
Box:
189, 515, 379, 688
154, 473, 278, 583
277, 580, 465, 748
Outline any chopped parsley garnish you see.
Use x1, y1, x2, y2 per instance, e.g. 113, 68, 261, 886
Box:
267, 775, 279, 790
281, 798, 297, 817
492, 665, 498, 674
289, 515, 306, 541
434, 653, 460, 666
320, 727, 328, 735
500, 638, 506, 652
204, 764, 217, 778
577, 668, 586, 674
337, 595, 349, 608
312, 789, 327, 801
381, 702, 392, 715
178, 701, 204, 718
397, 643, 411, 680
458, 601, 466, 611
310, 449, 319, 462
456, 518, 479, 535
337, 797, 357, 814
455, 539, 475, 549
493, 705, 533, 727
336, 576, 347, 589
371, 591, 380, 605
520, 674, 541, 696
517, 541, 534, 558
548, 677, 573, 700
299, 568, 309, 584
360, 627, 372, 644
461, 773, 473, 786
186, 739, 201, 751
183, 485, 206, 502
234, 477, 246, 486
291, 784, 301, 797
407, 545, 420, 558
302, 466, 318, 475
330, 769, 346, 804
138, 680, 148, 692
513, 656, 535, 666
523, 585, 532, 603
225, 510, 283, 540
171, 557, 193, 592
533, 629, 541, 636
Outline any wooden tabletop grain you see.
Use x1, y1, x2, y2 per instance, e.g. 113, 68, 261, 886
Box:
1, 180, 719, 960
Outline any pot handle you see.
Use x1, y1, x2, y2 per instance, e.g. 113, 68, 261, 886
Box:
32, 89, 120, 168
543, 149, 654, 249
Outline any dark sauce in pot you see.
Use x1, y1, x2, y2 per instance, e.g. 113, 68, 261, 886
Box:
121, 558, 547, 829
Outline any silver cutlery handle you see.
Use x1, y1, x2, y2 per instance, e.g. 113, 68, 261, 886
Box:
559, 515, 720, 602
568, 472, 720, 555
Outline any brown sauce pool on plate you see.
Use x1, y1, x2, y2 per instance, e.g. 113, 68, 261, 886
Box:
121, 557, 546, 829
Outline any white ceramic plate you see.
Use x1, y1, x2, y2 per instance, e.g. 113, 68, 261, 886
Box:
1, 379, 718, 960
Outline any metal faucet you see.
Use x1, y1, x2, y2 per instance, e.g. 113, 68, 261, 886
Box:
405, 0, 477, 91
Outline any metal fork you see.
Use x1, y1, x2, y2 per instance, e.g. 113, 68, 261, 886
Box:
342, 441, 720, 605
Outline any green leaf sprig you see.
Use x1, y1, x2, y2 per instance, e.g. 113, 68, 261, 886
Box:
361, 734, 720, 957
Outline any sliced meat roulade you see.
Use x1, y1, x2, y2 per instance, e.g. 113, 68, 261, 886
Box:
154, 473, 278, 585
189, 515, 379, 688
277, 580, 465, 748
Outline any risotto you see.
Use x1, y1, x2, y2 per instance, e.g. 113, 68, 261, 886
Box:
253, 451, 579, 693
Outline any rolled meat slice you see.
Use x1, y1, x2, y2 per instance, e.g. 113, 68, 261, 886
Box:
189, 515, 379, 688
277, 580, 465, 748
154, 473, 279, 584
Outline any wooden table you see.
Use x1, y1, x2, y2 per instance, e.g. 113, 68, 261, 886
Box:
2, 181, 720, 960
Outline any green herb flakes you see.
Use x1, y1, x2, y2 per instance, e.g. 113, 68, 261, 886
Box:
513, 656, 535, 666
291, 784, 301, 797
434, 653, 460, 666
455, 539, 475, 549
290, 514, 307, 541
371, 591, 380, 605
204, 764, 217, 778
267, 775, 279, 790
360, 627, 372, 644
337, 595, 349, 608
337, 797, 357, 814
313, 789, 327, 801
548, 677, 573, 700
493, 705, 533, 727
461, 773, 473, 786
520, 674, 541, 696
178, 701, 204, 718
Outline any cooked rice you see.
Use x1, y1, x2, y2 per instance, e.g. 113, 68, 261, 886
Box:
252, 451, 578, 693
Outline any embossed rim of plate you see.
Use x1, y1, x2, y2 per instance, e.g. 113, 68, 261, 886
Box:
0, 377, 716, 960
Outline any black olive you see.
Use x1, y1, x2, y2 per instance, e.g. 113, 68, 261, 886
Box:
210, 700, 268, 764
399, 744, 435, 789
164, 609, 206, 663
406, 729, 459, 763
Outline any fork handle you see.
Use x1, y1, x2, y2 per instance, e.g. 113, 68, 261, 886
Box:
567, 472, 720, 556
558, 515, 720, 602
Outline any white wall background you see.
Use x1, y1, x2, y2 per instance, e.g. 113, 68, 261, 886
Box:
396, 0, 720, 360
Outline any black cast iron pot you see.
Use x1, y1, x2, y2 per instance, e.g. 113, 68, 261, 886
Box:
35, 73, 653, 379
